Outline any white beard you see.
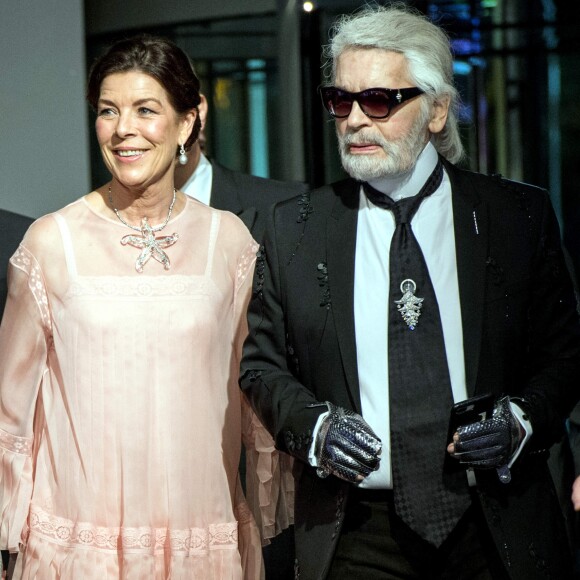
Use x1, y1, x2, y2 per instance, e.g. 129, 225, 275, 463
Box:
337, 110, 431, 181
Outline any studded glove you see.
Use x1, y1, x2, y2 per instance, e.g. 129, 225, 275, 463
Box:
314, 402, 382, 483
451, 396, 524, 483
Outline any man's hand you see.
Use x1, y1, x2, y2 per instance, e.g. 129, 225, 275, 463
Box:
447, 396, 524, 483
314, 402, 382, 483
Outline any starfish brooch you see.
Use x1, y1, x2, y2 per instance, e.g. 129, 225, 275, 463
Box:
120, 217, 179, 273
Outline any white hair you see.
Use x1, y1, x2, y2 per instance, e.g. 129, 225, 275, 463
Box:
323, 2, 464, 163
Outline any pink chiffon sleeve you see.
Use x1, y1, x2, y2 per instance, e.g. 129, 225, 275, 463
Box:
0, 246, 50, 550
242, 396, 295, 544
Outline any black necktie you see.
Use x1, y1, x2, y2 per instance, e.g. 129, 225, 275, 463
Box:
363, 162, 471, 547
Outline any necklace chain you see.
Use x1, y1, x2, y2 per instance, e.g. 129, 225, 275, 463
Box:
108, 186, 177, 232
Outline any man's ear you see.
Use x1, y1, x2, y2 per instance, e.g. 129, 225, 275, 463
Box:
428, 95, 450, 134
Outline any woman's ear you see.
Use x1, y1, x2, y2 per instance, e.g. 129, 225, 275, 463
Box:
179, 109, 197, 145
198, 94, 208, 131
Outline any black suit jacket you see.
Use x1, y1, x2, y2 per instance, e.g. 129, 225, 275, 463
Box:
0, 209, 33, 319
208, 161, 309, 241
240, 160, 580, 579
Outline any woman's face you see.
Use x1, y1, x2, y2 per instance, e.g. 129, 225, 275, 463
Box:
96, 71, 195, 192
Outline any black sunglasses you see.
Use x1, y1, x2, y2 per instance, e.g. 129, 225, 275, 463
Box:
318, 86, 424, 119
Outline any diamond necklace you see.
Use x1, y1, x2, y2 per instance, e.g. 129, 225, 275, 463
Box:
108, 185, 179, 273
108, 185, 177, 231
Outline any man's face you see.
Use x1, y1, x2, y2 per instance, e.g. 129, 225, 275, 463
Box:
334, 48, 441, 180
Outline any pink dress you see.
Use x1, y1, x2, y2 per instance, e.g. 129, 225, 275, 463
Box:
0, 196, 293, 579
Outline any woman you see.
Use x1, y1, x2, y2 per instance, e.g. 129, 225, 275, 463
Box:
0, 35, 291, 579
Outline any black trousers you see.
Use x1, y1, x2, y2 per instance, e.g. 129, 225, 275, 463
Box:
327, 487, 509, 580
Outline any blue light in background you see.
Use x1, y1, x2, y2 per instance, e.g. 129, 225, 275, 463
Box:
452, 38, 482, 56
247, 59, 269, 178
453, 61, 472, 75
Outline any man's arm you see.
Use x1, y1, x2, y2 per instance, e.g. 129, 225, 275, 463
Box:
239, 204, 381, 480
513, 189, 580, 446
240, 206, 323, 462
449, 186, 580, 477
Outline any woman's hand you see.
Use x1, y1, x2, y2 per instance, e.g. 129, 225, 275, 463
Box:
572, 475, 580, 511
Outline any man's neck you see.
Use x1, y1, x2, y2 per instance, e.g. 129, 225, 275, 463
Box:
368, 141, 438, 201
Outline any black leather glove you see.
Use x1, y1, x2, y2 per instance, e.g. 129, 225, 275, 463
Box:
314, 402, 382, 483
450, 396, 524, 483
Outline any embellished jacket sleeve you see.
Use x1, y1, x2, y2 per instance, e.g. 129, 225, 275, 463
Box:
0, 246, 50, 550
240, 201, 328, 465
450, 167, 580, 456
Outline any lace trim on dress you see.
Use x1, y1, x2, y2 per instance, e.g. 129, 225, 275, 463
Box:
29, 505, 238, 554
236, 242, 259, 292
0, 427, 33, 456
67, 275, 219, 299
10, 246, 51, 332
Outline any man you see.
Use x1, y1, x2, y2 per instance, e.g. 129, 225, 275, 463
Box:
0, 209, 33, 320
240, 5, 580, 579
174, 94, 308, 240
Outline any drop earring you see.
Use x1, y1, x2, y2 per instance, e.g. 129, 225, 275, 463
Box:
178, 144, 188, 166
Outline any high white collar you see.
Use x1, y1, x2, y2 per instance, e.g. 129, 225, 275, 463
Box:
367, 141, 439, 202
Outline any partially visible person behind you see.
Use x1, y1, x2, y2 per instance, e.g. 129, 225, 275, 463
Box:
0, 210, 33, 321
240, 4, 580, 579
0, 34, 290, 578
0, 209, 33, 578
174, 93, 308, 241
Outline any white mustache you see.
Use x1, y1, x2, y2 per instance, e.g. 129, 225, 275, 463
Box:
341, 132, 387, 148
341, 132, 392, 152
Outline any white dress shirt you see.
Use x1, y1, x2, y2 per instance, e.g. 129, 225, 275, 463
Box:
181, 153, 213, 205
354, 142, 466, 488
309, 141, 530, 486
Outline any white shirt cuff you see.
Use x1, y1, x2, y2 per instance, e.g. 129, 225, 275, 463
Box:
308, 410, 330, 466
509, 401, 533, 467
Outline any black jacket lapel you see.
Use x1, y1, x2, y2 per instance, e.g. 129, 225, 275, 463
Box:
326, 179, 362, 411
444, 161, 488, 396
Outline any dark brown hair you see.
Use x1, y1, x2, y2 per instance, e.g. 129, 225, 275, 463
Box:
87, 34, 202, 150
